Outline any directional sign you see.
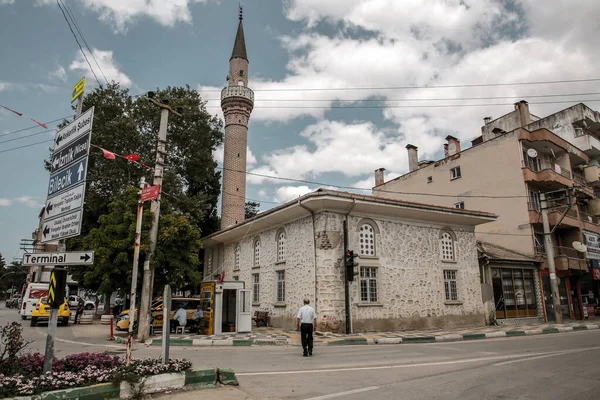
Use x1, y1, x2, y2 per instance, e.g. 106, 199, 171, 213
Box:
41, 210, 82, 243
54, 107, 94, 153
45, 183, 85, 220
50, 133, 90, 173
23, 251, 94, 266
47, 158, 87, 197
71, 77, 85, 103
140, 184, 160, 202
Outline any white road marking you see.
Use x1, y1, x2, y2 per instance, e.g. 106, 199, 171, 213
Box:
236, 347, 600, 377
493, 346, 600, 366
302, 386, 380, 400
33, 329, 124, 349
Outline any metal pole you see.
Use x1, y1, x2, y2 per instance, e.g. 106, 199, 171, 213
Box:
540, 193, 564, 324
126, 177, 145, 366
138, 107, 169, 341
343, 220, 351, 334
43, 308, 58, 372
161, 284, 171, 363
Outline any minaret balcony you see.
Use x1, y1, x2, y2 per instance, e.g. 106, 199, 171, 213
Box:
221, 86, 254, 104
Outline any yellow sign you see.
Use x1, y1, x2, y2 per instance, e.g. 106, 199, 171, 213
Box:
48, 271, 57, 304
71, 77, 85, 103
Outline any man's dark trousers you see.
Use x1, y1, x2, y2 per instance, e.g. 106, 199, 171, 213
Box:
301, 323, 313, 355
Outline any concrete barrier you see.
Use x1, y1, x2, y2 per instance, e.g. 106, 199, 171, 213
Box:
100, 315, 114, 325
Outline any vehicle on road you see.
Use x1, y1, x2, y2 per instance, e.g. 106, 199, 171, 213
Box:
115, 297, 200, 331
20, 283, 49, 320
30, 297, 70, 327
68, 295, 96, 311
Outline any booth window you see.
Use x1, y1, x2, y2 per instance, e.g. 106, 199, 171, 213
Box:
277, 230, 286, 262
276, 270, 285, 302
252, 273, 260, 303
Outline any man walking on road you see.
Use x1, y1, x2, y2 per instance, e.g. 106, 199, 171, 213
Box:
296, 298, 317, 357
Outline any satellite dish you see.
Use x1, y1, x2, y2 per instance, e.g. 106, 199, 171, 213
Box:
572, 241, 588, 253
527, 148, 538, 158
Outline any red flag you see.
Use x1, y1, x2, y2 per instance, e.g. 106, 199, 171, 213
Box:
30, 118, 48, 129
100, 148, 116, 160
123, 153, 140, 162
0, 105, 23, 116
136, 161, 151, 170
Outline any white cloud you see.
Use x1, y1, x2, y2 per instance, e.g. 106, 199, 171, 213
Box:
0, 0, 15, 5
14, 196, 42, 208
46, 0, 210, 32
69, 49, 132, 87
49, 65, 67, 82
0, 82, 13, 92
274, 185, 314, 203
0, 199, 12, 206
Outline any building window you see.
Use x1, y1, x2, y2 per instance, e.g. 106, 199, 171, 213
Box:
454, 201, 465, 209
233, 276, 239, 281
534, 232, 545, 254
492, 268, 538, 319
427, 176, 433, 183
450, 166, 461, 180
276, 270, 285, 302
360, 267, 378, 303
277, 230, 286, 262
444, 270, 458, 301
207, 251, 213, 274
440, 230, 456, 261
253, 239, 260, 267
234, 245, 240, 271
252, 273, 260, 303
359, 223, 376, 256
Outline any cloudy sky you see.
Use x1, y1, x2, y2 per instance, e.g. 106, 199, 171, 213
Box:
1, 0, 599, 261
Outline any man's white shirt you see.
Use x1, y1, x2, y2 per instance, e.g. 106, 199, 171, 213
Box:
297, 305, 317, 324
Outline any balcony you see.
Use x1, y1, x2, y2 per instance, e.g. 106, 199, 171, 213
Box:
584, 165, 600, 186
221, 85, 254, 104
537, 245, 588, 271
528, 202, 580, 229
522, 159, 572, 187
579, 211, 600, 235
573, 172, 594, 197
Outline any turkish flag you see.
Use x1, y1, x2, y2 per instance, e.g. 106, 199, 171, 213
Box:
0, 104, 23, 116
123, 153, 140, 162
30, 118, 48, 129
100, 148, 116, 160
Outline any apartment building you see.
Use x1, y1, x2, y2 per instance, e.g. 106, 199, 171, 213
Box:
373, 101, 600, 324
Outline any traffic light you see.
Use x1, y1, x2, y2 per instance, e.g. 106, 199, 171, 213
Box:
345, 250, 359, 281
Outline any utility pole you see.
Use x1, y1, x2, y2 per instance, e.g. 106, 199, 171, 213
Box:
540, 192, 563, 324
126, 177, 145, 366
137, 94, 181, 341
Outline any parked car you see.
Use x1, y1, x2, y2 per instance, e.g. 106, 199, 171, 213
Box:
20, 283, 51, 320
68, 295, 96, 310
115, 297, 201, 331
115, 299, 163, 331
30, 297, 70, 327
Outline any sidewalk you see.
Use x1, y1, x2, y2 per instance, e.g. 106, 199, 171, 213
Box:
150, 386, 256, 400
148, 318, 600, 347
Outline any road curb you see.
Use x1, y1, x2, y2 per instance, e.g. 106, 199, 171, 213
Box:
148, 324, 600, 347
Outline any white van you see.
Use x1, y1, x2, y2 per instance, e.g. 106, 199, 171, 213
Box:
20, 283, 70, 320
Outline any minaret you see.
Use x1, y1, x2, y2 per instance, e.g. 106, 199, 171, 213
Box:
220, 7, 254, 229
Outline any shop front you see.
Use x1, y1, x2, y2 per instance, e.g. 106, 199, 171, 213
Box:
492, 267, 541, 319
199, 280, 252, 335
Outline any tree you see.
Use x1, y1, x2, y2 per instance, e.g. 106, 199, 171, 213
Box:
0, 260, 27, 296
76, 187, 202, 298
245, 201, 261, 219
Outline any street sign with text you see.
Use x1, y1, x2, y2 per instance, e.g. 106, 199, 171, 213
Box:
45, 183, 85, 220
23, 251, 94, 266
140, 184, 160, 202
47, 158, 87, 197
50, 133, 90, 173
41, 210, 82, 243
71, 77, 85, 103
53, 107, 94, 152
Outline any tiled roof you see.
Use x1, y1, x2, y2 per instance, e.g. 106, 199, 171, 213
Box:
477, 241, 539, 263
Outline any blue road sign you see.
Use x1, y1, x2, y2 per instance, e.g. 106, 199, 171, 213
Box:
47, 157, 88, 197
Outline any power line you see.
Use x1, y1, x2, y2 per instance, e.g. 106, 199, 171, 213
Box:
0, 129, 54, 145
200, 77, 600, 92
56, 0, 102, 88
205, 98, 600, 109
215, 166, 529, 199
0, 116, 71, 138
203, 91, 600, 102
60, 0, 109, 85
0, 139, 53, 154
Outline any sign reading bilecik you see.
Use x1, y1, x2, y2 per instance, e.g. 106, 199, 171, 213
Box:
42, 107, 94, 244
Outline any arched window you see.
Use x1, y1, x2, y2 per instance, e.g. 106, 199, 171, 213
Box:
234, 245, 241, 270
358, 222, 378, 257
254, 238, 260, 267
277, 229, 286, 262
440, 229, 456, 261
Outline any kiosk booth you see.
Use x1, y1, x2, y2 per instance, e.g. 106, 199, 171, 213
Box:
200, 281, 251, 335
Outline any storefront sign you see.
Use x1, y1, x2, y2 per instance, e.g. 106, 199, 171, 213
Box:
583, 231, 600, 260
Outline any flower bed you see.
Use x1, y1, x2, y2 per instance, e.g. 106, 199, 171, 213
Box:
0, 352, 192, 398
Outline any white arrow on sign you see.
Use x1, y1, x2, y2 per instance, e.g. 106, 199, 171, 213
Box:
22, 251, 95, 266
77, 162, 84, 180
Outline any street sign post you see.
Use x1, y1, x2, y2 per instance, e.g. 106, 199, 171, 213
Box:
140, 184, 160, 202
22, 251, 94, 266
47, 158, 88, 197
42, 210, 82, 242
50, 133, 90, 173
44, 183, 85, 220
53, 107, 94, 153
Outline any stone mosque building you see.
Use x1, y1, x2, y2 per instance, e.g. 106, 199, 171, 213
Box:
202, 10, 495, 332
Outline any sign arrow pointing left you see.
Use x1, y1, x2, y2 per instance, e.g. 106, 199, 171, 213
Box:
43, 225, 50, 238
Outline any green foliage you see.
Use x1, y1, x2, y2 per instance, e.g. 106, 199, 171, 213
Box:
0, 260, 26, 294
245, 201, 260, 219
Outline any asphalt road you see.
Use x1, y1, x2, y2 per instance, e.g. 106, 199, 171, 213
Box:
3, 306, 599, 399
